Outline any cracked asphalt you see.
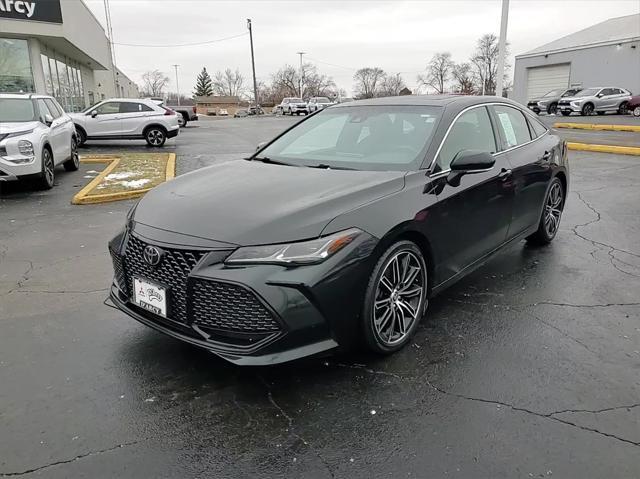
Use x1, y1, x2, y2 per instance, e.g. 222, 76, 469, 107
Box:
1, 117, 639, 478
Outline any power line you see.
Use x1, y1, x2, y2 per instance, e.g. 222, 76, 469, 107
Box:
305, 56, 357, 71
113, 32, 248, 48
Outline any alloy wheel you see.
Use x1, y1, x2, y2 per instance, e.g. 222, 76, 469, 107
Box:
544, 182, 563, 237
147, 129, 164, 146
43, 149, 54, 186
373, 251, 425, 346
71, 138, 79, 168
633, 106, 640, 117
582, 104, 594, 116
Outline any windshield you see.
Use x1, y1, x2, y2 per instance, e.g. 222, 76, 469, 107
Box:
574, 88, 599, 97
81, 101, 102, 113
290, 98, 303, 103
317, 97, 331, 103
562, 89, 579, 97
0, 98, 37, 122
542, 89, 563, 98
257, 105, 442, 171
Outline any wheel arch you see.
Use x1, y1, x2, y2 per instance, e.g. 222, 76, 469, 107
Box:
143, 123, 168, 135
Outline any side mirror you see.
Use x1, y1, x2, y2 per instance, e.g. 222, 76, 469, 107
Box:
44, 114, 53, 126
256, 141, 267, 151
91, 110, 98, 118
447, 150, 495, 187
596, 93, 604, 98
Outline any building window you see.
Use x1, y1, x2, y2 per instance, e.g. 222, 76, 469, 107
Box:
39, 47, 86, 112
0, 38, 35, 92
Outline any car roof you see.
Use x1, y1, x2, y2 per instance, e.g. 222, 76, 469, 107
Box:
335, 94, 523, 109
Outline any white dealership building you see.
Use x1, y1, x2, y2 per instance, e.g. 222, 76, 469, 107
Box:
0, 0, 138, 112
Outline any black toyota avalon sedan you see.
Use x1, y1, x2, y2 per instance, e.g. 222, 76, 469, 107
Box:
108, 95, 568, 365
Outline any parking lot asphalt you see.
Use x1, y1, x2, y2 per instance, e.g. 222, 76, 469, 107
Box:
1, 117, 639, 478
538, 114, 640, 147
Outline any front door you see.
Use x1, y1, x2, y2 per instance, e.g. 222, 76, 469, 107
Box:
87, 101, 122, 137
427, 105, 514, 283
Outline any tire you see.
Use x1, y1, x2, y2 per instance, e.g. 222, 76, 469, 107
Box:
63, 136, 80, 172
526, 177, 565, 246
35, 146, 55, 190
581, 103, 594, 116
144, 126, 167, 147
547, 103, 558, 115
561, 111, 571, 116
362, 240, 428, 354
633, 106, 640, 117
75, 125, 87, 146
180, 113, 188, 127
618, 102, 629, 115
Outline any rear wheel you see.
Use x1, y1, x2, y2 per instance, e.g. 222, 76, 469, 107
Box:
363, 241, 428, 354
144, 127, 167, 147
35, 147, 55, 190
618, 102, 629, 115
526, 178, 564, 245
633, 106, 640, 117
63, 136, 80, 171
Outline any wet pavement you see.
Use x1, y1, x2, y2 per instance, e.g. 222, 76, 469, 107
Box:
1, 117, 639, 478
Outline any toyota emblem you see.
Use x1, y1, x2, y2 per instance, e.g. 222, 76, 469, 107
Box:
143, 245, 163, 267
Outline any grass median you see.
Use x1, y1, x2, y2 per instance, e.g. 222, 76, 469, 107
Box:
72, 153, 176, 205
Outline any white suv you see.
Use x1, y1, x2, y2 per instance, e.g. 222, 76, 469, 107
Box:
0, 93, 79, 190
69, 98, 179, 147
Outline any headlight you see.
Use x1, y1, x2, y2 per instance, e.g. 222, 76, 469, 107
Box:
18, 140, 34, 156
226, 228, 361, 266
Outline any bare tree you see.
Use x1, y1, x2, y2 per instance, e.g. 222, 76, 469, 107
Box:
379, 73, 407, 97
451, 62, 475, 94
270, 63, 337, 100
271, 64, 299, 98
141, 70, 170, 97
417, 52, 453, 94
212, 68, 245, 97
470, 34, 509, 95
353, 67, 386, 99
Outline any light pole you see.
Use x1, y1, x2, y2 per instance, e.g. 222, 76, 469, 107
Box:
296, 51, 306, 97
172, 64, 180, 106
247, 19, 259, 106
496, 0, 510, 97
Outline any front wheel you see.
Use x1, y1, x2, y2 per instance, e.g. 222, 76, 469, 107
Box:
526, 178, 565, 245
581, 103, 594, 116
363, 241, 428, 354
633, 106, 640, 117
35, 147, 55, 190
145, 127, 166, 147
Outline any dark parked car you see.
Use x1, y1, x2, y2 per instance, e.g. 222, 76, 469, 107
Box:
108, 95, 568, 365
527, 88, 581, 115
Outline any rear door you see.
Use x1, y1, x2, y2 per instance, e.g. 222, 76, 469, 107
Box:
46, 99, 75, 160
119, 102, 155, 136
87, 101, 122, 137
36, 99, 67, 163
490, 104, 554, 237
597, 88, 616, 110
428, 105, 514, 281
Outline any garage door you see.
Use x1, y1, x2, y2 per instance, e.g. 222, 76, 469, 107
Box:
526, 63, 570, 100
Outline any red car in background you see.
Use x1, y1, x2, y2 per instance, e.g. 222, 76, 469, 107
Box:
629, 95, 640, 117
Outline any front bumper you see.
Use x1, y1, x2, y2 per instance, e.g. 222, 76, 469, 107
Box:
558, 103, 581, 113
107, 226, 378, 365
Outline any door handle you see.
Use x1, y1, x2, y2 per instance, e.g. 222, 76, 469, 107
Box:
498, 168, 512, 180
541, 151, 552, 161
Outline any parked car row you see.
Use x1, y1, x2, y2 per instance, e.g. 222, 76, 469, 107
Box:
527, 86, 634, 116
0, 93, 181, 191
275, 96, 339, 115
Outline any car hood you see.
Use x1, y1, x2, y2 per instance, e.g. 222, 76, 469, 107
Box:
133, 160, 405, 246
0, 121, 41, 135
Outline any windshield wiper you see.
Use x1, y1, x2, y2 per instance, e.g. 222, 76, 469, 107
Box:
249, 156, 293, 166
308, 163, 355, 170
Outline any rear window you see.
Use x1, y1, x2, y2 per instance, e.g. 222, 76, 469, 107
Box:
0, 98, 37, 122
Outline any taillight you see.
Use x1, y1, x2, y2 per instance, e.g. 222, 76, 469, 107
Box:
164, 108, 175, 116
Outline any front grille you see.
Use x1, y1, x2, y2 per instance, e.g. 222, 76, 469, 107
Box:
558, 101, 570, 106
123, 235, 206, 324
109, 247, 127, 293
191, 279, 281, 334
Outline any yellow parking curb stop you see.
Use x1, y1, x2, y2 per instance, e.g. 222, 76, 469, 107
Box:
554, 122, 640, 133
567, 143, 640, 156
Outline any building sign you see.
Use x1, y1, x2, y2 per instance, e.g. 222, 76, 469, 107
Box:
0, 0, 62, 24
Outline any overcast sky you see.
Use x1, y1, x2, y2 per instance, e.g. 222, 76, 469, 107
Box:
84, 0, 640, 96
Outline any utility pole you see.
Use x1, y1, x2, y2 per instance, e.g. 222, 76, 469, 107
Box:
172, 64, 180, 106
296, 51, 306, 98
247, 19, 259, 106
496, 0, 510, 97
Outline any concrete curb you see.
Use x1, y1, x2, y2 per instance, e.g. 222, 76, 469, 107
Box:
72, 153, 177, 205
567, 143, 640, 156
554, 122, 640, 132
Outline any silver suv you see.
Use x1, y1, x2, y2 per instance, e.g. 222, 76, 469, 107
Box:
0, 93, 79, 190
557, 87, 632, 116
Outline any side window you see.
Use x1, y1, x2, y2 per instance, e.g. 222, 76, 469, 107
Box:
44, 99, 62, 119
493, 105, 532, 149
527, 116, 547, 138
436, 107, 496, 171
600, 88, 613, 96
95, 102, 120, 115
140, 103, 153, 112
37, 99, 52, 122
